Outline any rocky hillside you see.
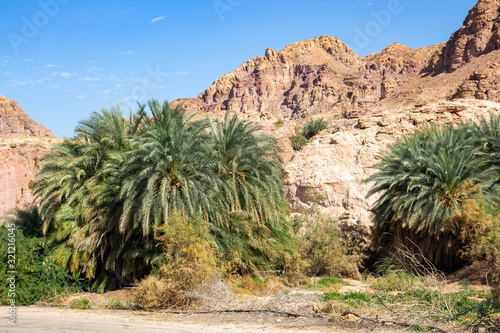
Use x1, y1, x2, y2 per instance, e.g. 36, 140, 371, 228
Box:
172, 37, 442, 119
0, 96, 54, 137
281, 99, 500, 241
435, 0, 500, 73
171, 1, 500, 118
0, 96, 56, 220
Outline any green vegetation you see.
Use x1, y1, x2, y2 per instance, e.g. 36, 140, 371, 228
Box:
322, 288, 489, 323
34, 100, 291, 292
106, 297, 124, 309
367, 116, 500, 272
289, 118, 328, 151
289, 133, 309, 151
357, 115, 500, 330
306, 276, 349, 290
286, 207, 363, 283
134, 214, 220, 309
370, 270, 423, 292
301, 118, 328, 140
12, 97, 500, 332
273, 118, 284, 128
0, 226, 81, 305
70, 298, 92, 309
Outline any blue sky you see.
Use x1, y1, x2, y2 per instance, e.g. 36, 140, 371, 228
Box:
0, 0, 477, 138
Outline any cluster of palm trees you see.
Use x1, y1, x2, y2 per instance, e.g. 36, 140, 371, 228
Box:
34, 100, 290, 291
367, 115, 500, 271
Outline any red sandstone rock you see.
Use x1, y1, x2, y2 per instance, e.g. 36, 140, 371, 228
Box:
0, 96, 56, 220
0, 96, 54, 137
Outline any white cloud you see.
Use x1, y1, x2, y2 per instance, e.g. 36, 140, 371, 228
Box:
60, 72, 77, 77
121, 51, 134, 54
23, 59, 34, 62
76, 94, 85, 99
35, 64, 57, 70
176, 71, 191, 76
8, 79, 33, 87
86, 66, 104, 73
79, 76, 100, 82
150, 16, 165, 23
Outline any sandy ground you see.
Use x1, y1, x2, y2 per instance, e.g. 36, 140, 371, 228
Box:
0, 278, 486, 332
0, 306, 412, 332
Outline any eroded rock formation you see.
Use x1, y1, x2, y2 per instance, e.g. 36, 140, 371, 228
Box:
437, 0, 500, 72
0, 96, 54, 137
0, 96, 55, 220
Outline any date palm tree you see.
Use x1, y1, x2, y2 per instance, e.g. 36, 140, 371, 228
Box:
366, 124, 495, 270
207, 112, 290, 271
470, 114, 500, 191
119, 100, 215, 237
35, 100, 291, 289
34, 105, 149, 288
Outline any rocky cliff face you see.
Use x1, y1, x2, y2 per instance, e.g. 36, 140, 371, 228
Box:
0, 96, 56, 220
0, 96, 54, 137
436, 0, 500, 72
185, 36, 440, 120
170, 2, 500, 119
282, 100, 500, 241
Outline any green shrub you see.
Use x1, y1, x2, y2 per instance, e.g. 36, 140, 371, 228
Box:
70, 298, 92, 309
301, 118, 328, 140
0, 226, 82, 305
454, 198, 500, 283
274, 119, 284, 128
289, 133, 308, 151
302, 188, 327, 205
370, 271, 422, 292
106, 297, 125, 309
134, 214, 220, 309
289, 118, 328, 151
292, 207, 363, 278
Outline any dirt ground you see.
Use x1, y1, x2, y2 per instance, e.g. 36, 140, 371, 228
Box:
0, 278, 490, 332
1, 306, 415, 333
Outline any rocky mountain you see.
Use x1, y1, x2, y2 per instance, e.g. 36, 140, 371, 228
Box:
171, 1, 500, 119
0, 95, 54, 137
436, 0, 500, 73
172, 36, 442, 119
0, 96, 55, 220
